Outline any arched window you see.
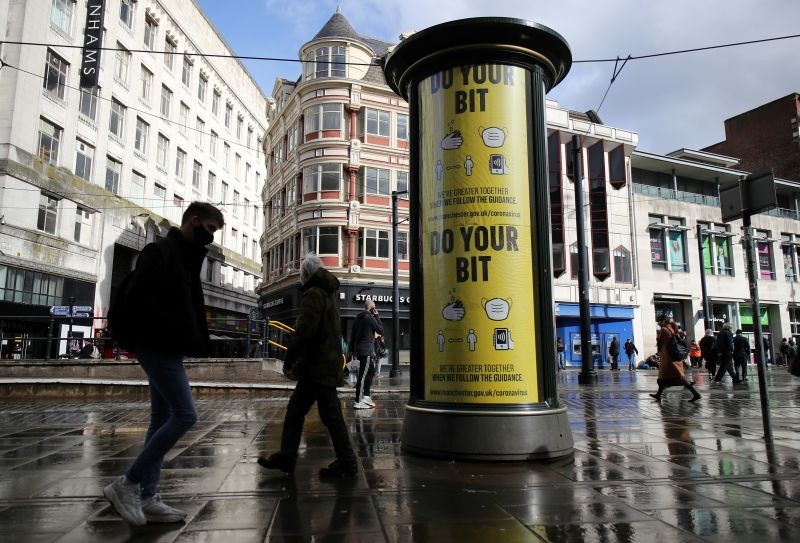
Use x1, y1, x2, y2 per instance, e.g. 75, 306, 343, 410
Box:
570, 243, 579, 280
613, 246, 632, 284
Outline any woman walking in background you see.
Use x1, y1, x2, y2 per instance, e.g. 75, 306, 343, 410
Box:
650, 314, 701, 403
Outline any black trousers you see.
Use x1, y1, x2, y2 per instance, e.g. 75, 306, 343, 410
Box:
733, 355, 748, 380
355, 355, 376, 402
714, 352, 737, 381
280, 380, 355, 463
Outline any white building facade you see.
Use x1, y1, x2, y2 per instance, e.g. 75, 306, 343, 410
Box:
0, 0, 266, 357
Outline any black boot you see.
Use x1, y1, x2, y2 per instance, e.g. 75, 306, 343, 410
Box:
257, 452, 296, 474
684, 382, 701, 402
649, 385, 665, 401
319, 459, 357, 478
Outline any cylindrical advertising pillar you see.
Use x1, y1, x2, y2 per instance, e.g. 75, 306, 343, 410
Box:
383, 18, 573, 460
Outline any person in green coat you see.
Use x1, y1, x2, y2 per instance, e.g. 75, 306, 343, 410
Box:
258, 253, 357, 477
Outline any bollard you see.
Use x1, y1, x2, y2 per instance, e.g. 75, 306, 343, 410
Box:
383, 17, 573, 460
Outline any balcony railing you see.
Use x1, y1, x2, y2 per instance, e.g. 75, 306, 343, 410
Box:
632, 183, 720, 207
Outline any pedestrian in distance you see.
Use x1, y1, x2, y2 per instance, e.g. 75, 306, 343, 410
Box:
689, 339, 702, 369
103, 202, 224, 526
713, 322, 741, 384
608, 337, 620, 371
348, 299, 384, 409
699, 328, 717, 378
624, 338, 639, 371
779, 337, 790, 366
556, 336, 566, 371
258, 253, 358, 478
650, 313, 701, 403
732, 329, 751, 382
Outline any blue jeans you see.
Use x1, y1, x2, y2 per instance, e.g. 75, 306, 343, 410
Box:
125, 350, 197, 499
628, 353, 636, 370
556, 351, 565, 369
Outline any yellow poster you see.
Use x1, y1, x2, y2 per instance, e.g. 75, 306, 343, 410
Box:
419, 64, 538, 404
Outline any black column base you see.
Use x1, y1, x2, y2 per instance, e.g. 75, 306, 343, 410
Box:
389, 368, 402, 378
578, 371, 599, 385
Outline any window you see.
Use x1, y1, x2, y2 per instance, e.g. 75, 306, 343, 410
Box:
179, 102, 189, 134
212, 89, 220, 116
139, 65, 153, 102
114, 43, 131, 84
304, 104, 342, 135
314, 46, 346, 78
253, 204, 260, 229
79, 87, 99, 120
195, 117, 205, 149
235, 153, 241, 180
173, 195, 184, 223
237, 115, 243, 139
50, 0, 73, 34
242, 234, 248, 256
397, 231, 409, 260
232, 190, 240, 216
207, 171, 216, 199
613, 246, 632, 283
781, 235, 796, 282
37, 194, 59, 234
790, 306, 800, 338
221, 181, 228, 203
74, 140, 94, 181
192, 161, 202, 189
160, 85, 172, 118
109, 99, 126, 138
209, 131, 218, 158
37, 118, 62, 164
253, 240, 259, 262
105, 158, 121, 194
245, 163, 251, 187
397, 114, 408, 141
588, 142, 609, 279
649, 215, 688, 272
205, 258, 214, 282
225, 103, 233, 128
286, 178, 297, 209
0, 265, 64, 306
360, 229, 389, 258
231, 228, 238, 249
304, 164, 341, 192
153, 183, 166, 216
754, 230, 775, 280
304, 226, 339, 255
156, 133, 169, 169
700, 222, 734, 276
548, 132, 565, 277
247, 127, 253, 149
395, 170, 408, 194
143, 15, 157, 50
223, 143, 230, 169
134, 117, 149, 153
175, 148, 186, 180
366, 109, 390, 137
244, 199, 250, 225
74, 207, 92, 244
364, 167, 390, 196
570, 243, 579, 280
164, 36, 176, 69
198, 75, 207, 103
119, 0, 134, 29
130, 171, 145, 206
181, 57, 192, 87
609, 146, 626, 189
44, 49, 68, 100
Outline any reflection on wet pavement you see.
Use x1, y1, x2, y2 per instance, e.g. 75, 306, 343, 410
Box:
0, 370, 798, 541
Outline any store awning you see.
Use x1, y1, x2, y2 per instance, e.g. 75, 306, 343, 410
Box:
653, 293, 694, 300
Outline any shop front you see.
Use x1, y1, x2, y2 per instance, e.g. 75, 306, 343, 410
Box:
556, 303, 634, 367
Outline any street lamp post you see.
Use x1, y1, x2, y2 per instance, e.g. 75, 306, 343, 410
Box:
391, 190, 408, 377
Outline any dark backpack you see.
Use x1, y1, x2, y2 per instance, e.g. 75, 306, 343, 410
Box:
668, 334, 688, 361
108, 241, 170, 351
374, 336, 387, 359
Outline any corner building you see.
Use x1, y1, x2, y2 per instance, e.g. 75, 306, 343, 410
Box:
257, 12, 411, 363
0, 0, 266, 357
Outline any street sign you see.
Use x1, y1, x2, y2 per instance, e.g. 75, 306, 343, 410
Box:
49, 306, 93, 317
720, 170, 776, 223
719, 180, 743, 222
50, 306, 71, 316
73, 312, 92, 318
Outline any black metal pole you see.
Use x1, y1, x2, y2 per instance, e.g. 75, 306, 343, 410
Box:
68, 296, 75, 358
264, 317, 270, 358
391, 190, 407, 377
45, 315, 54, 361
696, 224, 712, 331
246, 316, 252, 358
572, 136, 597, 385
742, 212, 773, 442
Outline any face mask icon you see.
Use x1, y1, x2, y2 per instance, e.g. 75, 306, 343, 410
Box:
479, 126, 507, 147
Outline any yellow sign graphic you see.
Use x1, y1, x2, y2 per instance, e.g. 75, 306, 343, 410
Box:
418, 64, 538, 404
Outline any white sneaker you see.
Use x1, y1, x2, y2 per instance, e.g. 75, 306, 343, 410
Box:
103, 475, 146, 526
362, 396, 375, 407
142, 494, 187, 523
354, 401, 371, 409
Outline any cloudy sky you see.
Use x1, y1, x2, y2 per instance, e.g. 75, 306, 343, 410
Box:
198, 0, 799, 154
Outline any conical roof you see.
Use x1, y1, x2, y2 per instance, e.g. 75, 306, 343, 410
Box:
313, 11, 360, 41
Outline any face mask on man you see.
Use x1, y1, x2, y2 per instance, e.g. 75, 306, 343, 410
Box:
193, 224, 214, 246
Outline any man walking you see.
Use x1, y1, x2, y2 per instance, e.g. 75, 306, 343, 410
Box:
713, 322, 741, 383
608, 337, 620, 371
348, 299, 384, 409
258, 254, 357, 477
624, 339, 639, 371
104, 202, 224, 526
732, 329, 751, 382
699, 329, 716, 378
556, 337, 566, 371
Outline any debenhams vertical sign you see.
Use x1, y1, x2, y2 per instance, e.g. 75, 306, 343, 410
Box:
80, 0, 105, 88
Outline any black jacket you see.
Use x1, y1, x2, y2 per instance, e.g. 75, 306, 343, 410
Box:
608, 338, 620, 356
699, 335, 716, 358
714, 329, 734, 355
733, 334, 751, 358
284, 267, 343, 388
129, 227, 209, 357
349, 310, 384, 357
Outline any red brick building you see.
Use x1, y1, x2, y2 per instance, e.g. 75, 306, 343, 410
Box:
704, 93, 800, 181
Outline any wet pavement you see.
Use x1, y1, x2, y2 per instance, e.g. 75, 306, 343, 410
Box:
0, 368, 799, 542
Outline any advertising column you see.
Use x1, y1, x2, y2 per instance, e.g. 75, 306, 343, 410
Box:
384, 18, 574, 460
